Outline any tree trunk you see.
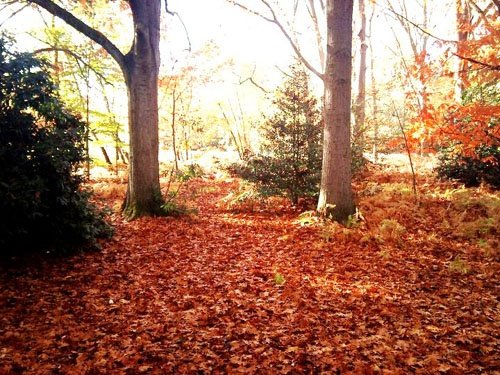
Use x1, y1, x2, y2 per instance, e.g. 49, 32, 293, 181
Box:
455, 0, 471, 102
353, 0, 367, 149
368, 1, 378, 162
317, 0, 355, 222
171, 88, 179, 171
28, 0, 165, 220
90, 130, 112, 165
306, 0, 326, 71
122, 0, 163, 219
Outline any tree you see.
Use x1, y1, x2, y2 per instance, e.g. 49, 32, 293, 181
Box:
229, 0, 356, 221
454, 0, 472, 101
0, 36, 111, 253
317, 0, 355, 220
435, 0, 499, 187
353, 0, 367, 157
22, 0, 164, 219
367, 0, 379, 162
32, 9, 130, 175
234, 63, 323, 204
386, 0, 433, 156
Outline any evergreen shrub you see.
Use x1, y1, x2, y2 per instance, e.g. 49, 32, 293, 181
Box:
232, 63, 323, 204
0, 36, 112, 255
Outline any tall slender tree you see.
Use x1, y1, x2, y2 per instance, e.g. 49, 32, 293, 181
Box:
24, 0, 164, 219
454, 0, 471, 102
367, 0, 379, 162
353, 0, 367, 151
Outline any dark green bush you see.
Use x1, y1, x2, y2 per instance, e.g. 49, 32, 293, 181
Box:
231, 63, 323, 204
0, 36, 112, 255
436, 145, 499, 188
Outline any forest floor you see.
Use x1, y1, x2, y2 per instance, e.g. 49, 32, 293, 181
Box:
0, 166, 498, 374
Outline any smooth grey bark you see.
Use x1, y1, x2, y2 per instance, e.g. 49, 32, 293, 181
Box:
353, 0, 367, 147
455, 0, 471, 102
28, 0, 164, 219
306, 0, 326, 70
317, 0, 355, 222
171, 85, 179, 171
122, 0, 162, 219
368, 1, 378, 162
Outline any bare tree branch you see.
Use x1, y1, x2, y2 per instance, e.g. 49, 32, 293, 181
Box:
491, 0, 500, 14
385, 5, 500, 71
318, 0, 325, 12
468, 0, 495, 26
306, 0, 325, 70
238, 67, 270, 94
0, 1, 18, 14
27, 0, 126, 73
0, 3, 29, 27
274, 64, 294, 79
227, 0, 324, 80
164, 0, 174, 15
228, 1, 273, 22
33, 47, 112, 84
385, 0, 419, 57
238, 65, 269, 92
164, 1, 192, 52
454, 53, 500, 70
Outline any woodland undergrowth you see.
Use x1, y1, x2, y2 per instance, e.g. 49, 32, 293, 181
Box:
0, 167, 498, 374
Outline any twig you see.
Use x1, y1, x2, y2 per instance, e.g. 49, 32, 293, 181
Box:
227, 0, 324, 80
33, 47, 112, 84
238, 65, 269, 93
385, 4, 500, 70
392, 101, 418, 203
165, 1, 191, 52
0, 3, 29, 27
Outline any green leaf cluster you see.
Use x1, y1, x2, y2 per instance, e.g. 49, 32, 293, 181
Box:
0, 36, 112, 255
437, 145, 499, 188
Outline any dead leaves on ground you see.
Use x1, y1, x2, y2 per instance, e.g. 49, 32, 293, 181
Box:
0, 172, 498, 374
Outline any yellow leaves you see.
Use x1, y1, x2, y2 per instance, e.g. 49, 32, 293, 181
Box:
378, 219, 406, 242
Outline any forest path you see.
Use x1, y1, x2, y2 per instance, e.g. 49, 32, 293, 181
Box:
0, 176, 498, 373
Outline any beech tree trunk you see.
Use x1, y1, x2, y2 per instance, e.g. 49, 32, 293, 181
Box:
171, 86, 179, 171
455, 0, 471, 102
28, 0, 164, 220
122, 0, 162, 219
368, 1, 378, 162
317, 0, 355, 222
353, 0, 367, 147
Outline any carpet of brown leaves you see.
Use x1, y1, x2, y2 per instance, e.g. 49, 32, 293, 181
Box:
1, 169, 498, 374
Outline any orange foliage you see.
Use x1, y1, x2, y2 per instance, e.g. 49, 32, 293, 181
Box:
394, 8, 499, 161
438, 102, 499, 161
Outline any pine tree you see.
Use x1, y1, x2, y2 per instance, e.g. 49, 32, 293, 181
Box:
237, 63, 323, 204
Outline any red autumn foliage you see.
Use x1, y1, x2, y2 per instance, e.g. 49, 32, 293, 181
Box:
1, 170, 498, 373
